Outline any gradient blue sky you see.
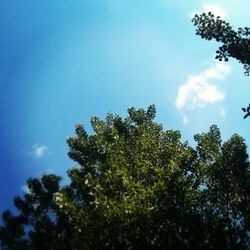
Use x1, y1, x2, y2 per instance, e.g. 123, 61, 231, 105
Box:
0, 0, 249, 213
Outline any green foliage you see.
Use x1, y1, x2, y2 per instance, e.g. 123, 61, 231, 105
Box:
1, 106, 250, 249
192, 12, 250, 118
192, 12, 250, 76
0, 174, 74, 250
60, 105, 197, 249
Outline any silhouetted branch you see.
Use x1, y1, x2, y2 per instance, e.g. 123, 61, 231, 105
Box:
242, 104, 250, 119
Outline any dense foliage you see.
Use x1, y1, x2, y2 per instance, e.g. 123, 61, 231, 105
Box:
1, 106, 250, 249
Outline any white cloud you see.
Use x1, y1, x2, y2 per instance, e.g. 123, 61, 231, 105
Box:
175, 62, 231, 111
32, 144, 49, 159
191, 3, 226, 18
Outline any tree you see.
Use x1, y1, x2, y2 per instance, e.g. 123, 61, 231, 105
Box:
56, 105, 201, 249
0, 174, 75, 250
192, 12, 250, 117
192, 12, 250, 75
194, 125, 250, 249
1, 106, 250, 249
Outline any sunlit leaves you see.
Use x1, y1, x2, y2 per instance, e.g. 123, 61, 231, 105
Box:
1, 107, 250, 249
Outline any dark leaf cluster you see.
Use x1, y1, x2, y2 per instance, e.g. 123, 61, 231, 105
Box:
242, 104, 250, 119
192, 12, 250, 119
192, 12, 250, 76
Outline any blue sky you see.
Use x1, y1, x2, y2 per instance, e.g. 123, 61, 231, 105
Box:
0, 0, 249, 213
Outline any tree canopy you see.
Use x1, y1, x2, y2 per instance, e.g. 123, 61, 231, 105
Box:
192, 12, 250, 118
192, 12, 250, 76
1, 106, 250, 249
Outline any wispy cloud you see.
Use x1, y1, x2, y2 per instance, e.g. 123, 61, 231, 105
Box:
176, 62, 230, 110
175, 62, 231, 124
191, 3, 226, 18
32, 144, 49, 159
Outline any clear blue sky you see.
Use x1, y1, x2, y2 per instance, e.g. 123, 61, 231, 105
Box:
0, 0, 249, 213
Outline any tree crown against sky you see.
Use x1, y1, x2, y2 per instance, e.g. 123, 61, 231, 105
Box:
192, 12, 250, 118
192, 12, 250, 75
1, 7, 250, 250
1, 105, 250, 249
1, 3, 250, 216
